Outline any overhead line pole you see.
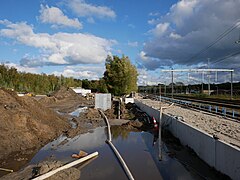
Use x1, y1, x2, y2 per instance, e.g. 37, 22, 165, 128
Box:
171, 70, 173, 99
231, 71, 233, 100
162, 69, 234, 98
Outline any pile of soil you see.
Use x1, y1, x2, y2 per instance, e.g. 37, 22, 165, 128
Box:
104, 101, 136, 120
39, 87, 94, 113
2, 160, 80, 180
0, 88, 70, 161
121, 120, 143, 130
51, 87, 80, 100
67, 108, 105, 137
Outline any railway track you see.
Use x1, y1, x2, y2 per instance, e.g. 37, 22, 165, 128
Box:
140, 94, 240, 120
170, 95, 240, 109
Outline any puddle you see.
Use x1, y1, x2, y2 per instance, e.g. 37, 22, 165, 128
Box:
70, 107, 87, 117
28, 126, 221, 180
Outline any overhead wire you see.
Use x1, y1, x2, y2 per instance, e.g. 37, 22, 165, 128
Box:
211, 50, 240, 65
188, 20, 240, 62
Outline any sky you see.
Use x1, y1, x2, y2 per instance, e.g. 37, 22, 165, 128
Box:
0, 0, 240, 86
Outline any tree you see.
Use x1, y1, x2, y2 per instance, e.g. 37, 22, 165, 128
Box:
104, 55, 138, 96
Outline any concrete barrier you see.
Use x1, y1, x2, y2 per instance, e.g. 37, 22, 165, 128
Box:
135, 99, 240, 180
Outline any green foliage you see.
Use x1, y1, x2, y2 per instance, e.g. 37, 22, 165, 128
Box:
0, 64, 82, 94
104, 55, 138, 96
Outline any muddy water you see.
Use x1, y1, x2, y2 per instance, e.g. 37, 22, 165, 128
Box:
70, 107, 87, 117
28, 126, 210, 180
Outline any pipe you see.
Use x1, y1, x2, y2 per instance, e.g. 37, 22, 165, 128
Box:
99, 109, 112, 141
0, 168, 13, 173
32, 152, 98, 180
106, 140, 134, 180
99, 109, 134, 180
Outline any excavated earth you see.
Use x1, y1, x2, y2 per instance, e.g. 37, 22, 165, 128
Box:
0, 88, 70, 162
0, 87, 142, 179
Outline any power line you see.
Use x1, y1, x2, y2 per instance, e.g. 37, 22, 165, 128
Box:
187, 20, 240, 62
211, 50, 240, 65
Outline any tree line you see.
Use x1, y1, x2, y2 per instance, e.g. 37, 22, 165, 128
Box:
0, 55, 138, 95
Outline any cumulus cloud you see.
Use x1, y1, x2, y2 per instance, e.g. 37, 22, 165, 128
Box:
137, 51, 173, 70
4, 62, 39, 73
39, 5, 82, 29
148, 23, 169, 37
52, 65, 105, 80
142, 0, 240, 70
67, 0, 116, 20
0, 20, 115, 67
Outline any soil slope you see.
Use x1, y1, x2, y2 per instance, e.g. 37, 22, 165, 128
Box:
39, 87, 94, 112
0, 88, 70, 160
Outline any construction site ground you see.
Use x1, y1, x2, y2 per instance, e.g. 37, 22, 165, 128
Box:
0, 87, 143, 178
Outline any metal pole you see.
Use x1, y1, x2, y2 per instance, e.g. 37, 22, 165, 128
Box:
231, 71, 233, 100
202, 72, 204, 93
171, 70, 173, 99
164, 82, 166, 96
159, 107, 163, 161
208, 75, 211, 96
159, 84, 161, 102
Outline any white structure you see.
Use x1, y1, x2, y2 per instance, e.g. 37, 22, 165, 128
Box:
72, 87, 91, 96
124, 98, 134, 104
95, 93, 111, 111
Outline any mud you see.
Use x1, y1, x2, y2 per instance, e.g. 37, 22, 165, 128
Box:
1, 160, 80, 180
0, 88, 151, 179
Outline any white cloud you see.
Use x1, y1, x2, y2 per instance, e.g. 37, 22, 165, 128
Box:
67, 0, 116, 20
169, 32, 182, 39
39, 5, 82, 29
143, 0, 240, 70
148, 18, 159, 25
4, 62, 39, 73
0, 21, 116, 67
149, 12, 160, 17
168, 0, 199, 27
137, 51, 173, 70
128, 41, 138, 47
148, 23, 169, 37
52, 65, 105, 80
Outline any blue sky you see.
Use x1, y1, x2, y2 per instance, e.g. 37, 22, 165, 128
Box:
0, 0, 240, 85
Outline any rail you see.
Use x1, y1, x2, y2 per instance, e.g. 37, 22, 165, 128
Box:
158, 96, 240, 121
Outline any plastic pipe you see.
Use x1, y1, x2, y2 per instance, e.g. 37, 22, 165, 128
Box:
33, 152, 98, 180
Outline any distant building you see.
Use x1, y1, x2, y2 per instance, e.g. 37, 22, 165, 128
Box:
71, 87, 91, 96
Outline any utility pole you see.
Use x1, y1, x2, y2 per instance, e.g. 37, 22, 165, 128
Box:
208, 58, 211, 96
164, 81, 166, 96
171, 70, 173, 99
231, 71, 233, 100
159, 84, 161, 102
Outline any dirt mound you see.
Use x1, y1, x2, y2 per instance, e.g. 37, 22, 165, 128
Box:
0, 88, 69, 160
83, 108, 101, 119
38, 96, 57, 104
122, 120, 143, 130
51, 87, 80, 100
39, 87, 94, 113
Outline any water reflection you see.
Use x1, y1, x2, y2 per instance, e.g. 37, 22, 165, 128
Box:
110, 126, 131, 140
26, 126, 222, 180
70, 107, 87, 117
